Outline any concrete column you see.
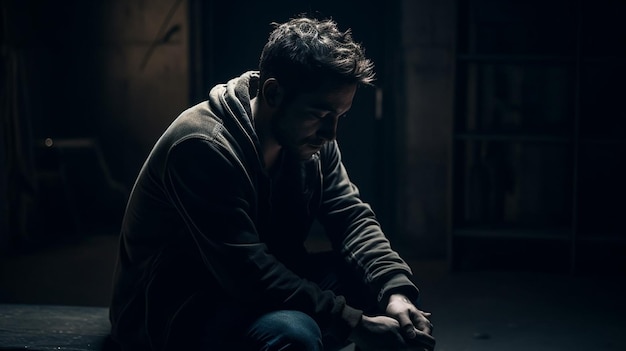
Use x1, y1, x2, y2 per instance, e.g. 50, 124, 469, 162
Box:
394, 0, 456, 259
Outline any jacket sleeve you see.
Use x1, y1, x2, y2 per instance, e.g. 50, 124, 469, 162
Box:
162, 136, 362, 340
317, 141, 420, 307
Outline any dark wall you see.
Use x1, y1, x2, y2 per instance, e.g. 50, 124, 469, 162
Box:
2, 0, 190, 246
2, 1, 106, 138
2, 1, 109, 245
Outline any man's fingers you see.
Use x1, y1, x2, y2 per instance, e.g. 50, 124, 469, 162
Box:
408, 329, 436, 350
411, 310, 434, 335
402, 323, 417, 339
415, 318, 434, 335
396, 312, 417, 339
399, 317, 436, 350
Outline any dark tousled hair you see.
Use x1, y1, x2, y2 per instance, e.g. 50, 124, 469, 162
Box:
258, 16, 375, 97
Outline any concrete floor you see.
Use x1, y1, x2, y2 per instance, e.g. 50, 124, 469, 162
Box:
416, 267, 626, 351
0, 234, 625, 350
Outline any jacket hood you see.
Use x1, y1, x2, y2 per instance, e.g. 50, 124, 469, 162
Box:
208, 71, 264, 170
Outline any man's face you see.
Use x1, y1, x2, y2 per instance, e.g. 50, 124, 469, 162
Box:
271, 82, 357, 160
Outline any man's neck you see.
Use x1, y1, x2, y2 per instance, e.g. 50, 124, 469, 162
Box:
251, 97, 282, 172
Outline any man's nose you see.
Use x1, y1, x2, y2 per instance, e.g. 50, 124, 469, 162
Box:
317, 115, 339, 141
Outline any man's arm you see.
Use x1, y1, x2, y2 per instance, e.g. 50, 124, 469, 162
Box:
317, 141, 417, 304
317, 141, 435, 349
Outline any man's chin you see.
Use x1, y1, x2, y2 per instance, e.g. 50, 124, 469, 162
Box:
293, 146, 321, 160
305, 144, 323, 157
297, 151, 317, 160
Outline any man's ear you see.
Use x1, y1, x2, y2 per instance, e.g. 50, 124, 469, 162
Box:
262, 78, 283, 108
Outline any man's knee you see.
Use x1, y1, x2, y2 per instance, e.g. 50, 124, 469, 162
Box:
246, 310, 322, 351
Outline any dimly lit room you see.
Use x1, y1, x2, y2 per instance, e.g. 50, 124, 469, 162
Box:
1, 0, 625, 350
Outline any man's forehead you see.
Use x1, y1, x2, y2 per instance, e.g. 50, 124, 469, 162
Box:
297, 83, 356, 111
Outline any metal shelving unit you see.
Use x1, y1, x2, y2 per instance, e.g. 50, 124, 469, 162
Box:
450, 0, 626, 274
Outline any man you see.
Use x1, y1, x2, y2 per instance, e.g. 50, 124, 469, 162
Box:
110, 16, 435, 351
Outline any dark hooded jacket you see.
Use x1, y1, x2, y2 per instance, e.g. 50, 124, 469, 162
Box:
109, 71, 418, 349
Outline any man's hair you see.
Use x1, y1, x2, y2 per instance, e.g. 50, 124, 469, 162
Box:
258, 16, 375, 97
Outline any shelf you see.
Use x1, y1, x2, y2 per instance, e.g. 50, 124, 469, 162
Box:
580, 138, 626, 145
454, 132, 570, 143
581, 56, 626, 64
453, 133, 625, 144
453, 228, 571, 241
577, 236, 626, 244
454, 228, 626, 244
457, 54, 575, 64
457, 54, 625, 64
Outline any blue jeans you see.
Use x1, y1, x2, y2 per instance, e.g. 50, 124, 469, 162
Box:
243, 310, 324, 351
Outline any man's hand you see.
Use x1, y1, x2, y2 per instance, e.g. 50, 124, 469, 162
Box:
385, 294, 435, 350
349, 315, 409, 351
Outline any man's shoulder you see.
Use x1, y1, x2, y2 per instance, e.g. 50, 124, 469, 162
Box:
148, 100, 241, 156
148, 101, 233, 162
172, 101, 226, 140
